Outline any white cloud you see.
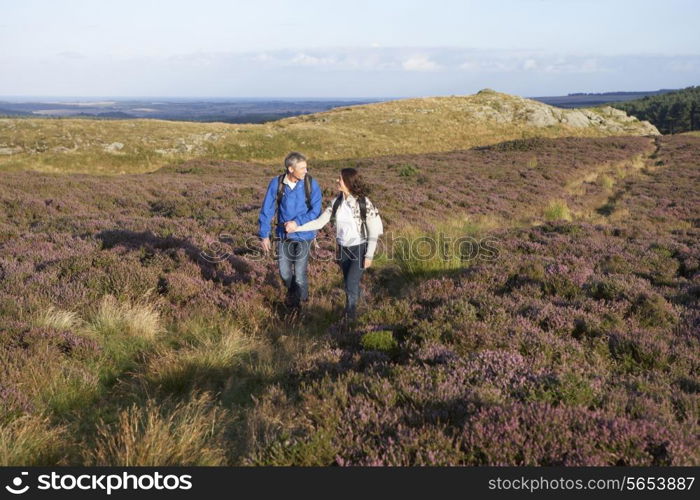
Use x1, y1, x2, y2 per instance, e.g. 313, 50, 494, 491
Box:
56, 51, 85, 59
523, 58, 538, 70
251, 53, 274, 62
459, 59, 513, 72
667, 60, 700, 72
402, 55, 441, 72
3, 46, 699, 97
457, 54, 607, 74
289, 53, 337, 67
543, 57, 604, 73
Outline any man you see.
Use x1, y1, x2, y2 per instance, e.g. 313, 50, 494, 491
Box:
258, 152, 322, 308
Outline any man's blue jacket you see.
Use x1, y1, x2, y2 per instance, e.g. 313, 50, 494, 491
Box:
258, 175, 322, 241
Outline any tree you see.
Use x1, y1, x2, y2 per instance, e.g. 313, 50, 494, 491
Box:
611, 86, 700, 134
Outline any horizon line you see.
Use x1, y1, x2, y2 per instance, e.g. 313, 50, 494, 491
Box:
0, 88, 680, 102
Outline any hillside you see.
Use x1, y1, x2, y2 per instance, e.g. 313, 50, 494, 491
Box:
1, 134, 698, 465
612, 85, 700, 134
0, 90, 658, 174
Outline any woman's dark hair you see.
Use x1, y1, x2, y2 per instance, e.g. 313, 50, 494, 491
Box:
341, 168, 370, 199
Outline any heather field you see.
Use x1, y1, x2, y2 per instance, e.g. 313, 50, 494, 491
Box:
1, 134, 698, 465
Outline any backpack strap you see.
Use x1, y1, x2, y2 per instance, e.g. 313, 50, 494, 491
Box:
273, 174, 313, 239
330, 194, 343, 223
331, 195, 368, 240
275, 174, 286, 209
271, 174, 286, 239
304, 175, 313, 211
358, 196, 368, 240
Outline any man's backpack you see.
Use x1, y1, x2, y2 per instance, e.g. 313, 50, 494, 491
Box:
271, 173, 313, 239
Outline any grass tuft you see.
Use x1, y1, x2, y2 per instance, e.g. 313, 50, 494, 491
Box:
0, 415, 67, 466
543, 199, 572, 221
86, 393, 228, 466
35, 306, 82, 331
89, 294, 163, 341
360, 330, 398, 353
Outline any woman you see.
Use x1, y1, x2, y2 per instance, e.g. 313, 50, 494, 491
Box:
286, 168, 383, 321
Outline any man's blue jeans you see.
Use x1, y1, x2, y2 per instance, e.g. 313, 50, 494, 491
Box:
277, 239, 311, 305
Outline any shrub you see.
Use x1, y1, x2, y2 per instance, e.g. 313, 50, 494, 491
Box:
398, 164, 419, 177
572, 318, 605, 341
597, 255, 631, 275
461, 402, 694, 465
528, 371, 601, 408
572, 313, 622, 341
360, 331, 398, 353
517, 262, 546, 283
631, 294, 676, 328
586, 278, 628, 301
149, 199, 191, 218
598, 174, 615, 190
608, 333, 666, 372
507, 262, 580, 298
543, 200, 572, 221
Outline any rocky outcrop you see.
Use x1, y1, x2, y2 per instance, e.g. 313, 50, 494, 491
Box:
469, 92, 659, 135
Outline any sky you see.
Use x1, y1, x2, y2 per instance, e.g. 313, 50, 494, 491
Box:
1, 0, 699, 98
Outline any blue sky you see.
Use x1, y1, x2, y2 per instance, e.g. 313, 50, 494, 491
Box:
1, 0, 699, 97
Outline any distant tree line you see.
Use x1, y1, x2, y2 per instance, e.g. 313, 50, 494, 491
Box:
612, 86, 700, 134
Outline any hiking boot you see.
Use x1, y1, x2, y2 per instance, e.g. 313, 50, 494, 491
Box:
344, 307, 357, 323
284, 307, 300, 321
284, 294, 300, 309
340, 311, 358, 333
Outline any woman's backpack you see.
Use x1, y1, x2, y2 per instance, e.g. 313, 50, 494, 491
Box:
330, 194, 368, 240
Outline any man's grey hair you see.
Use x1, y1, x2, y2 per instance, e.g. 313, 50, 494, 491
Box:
284, 152, 307, 170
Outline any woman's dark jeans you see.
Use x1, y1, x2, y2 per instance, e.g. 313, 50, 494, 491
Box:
338, 242, 367, 320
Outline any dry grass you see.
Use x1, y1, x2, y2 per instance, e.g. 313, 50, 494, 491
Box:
85, 393, 228, 466
0, 296, 164, 422
0, 415, 67, 465
89, 295, 163, 341
35, 306, 82, 331
0, 343, 100, 415
597, 174, 615, 190
564, 154, 648, 196
391, 214, 503, 276
144, 321, 257, 393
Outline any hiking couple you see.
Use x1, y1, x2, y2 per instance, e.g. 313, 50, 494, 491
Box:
258, 152, 383, 321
